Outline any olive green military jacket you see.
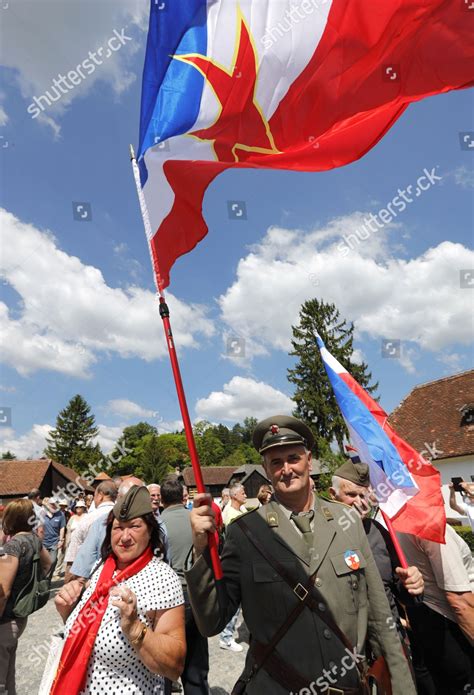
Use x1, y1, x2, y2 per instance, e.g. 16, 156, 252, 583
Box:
185, 495, 416, 695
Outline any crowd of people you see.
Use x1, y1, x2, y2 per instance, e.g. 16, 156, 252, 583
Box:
0, 414, 472, 695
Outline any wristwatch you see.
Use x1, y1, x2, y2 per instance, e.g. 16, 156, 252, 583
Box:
129, 621, 147, 647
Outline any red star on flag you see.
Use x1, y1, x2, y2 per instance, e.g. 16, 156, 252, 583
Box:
175, 11, 279, 163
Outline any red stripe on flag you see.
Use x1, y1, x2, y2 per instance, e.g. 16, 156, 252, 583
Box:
152, 160, 230, 291
340, 372, 445, 543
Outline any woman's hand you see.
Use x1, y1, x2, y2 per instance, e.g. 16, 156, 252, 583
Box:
110, 584, 142, 641
54, 578, 86, 622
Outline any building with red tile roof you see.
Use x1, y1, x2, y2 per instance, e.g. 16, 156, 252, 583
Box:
388, 370, 474, 523
0, 458, 94, 504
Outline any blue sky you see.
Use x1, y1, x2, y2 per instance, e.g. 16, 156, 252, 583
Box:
0, 1, 472, 458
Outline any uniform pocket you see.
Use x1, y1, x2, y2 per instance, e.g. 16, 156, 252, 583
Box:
250, 560, 297, 622
330, 549, 367, 614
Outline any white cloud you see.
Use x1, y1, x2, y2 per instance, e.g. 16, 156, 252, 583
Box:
104, 399, 159, 421
0, 424, 52, 459
0, 105, 8, 127
94, 425, 124, 455
218, 216, 474, 369
351, 348, 365, 365
195, 376, 294, 422
436, 351, 465, 374
3, 0, 147, 135
157, 420, 184, 435
0, 208, 215, 377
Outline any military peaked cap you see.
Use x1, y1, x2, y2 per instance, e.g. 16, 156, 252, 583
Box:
113, 485, 152, 521
253, 415, 314, 454
333, 461, 370, 488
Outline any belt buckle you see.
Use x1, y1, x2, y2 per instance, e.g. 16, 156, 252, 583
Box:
327, 689, 344, 695
293, 582, 308, 601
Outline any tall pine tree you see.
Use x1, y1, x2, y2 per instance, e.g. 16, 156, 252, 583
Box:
287, 299, 378, 456
44, 394, 101, 472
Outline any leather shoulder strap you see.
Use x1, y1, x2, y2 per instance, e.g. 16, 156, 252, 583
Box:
237, 515, 365, 678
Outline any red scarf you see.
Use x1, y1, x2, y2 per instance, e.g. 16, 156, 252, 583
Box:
50, 546, 153, 695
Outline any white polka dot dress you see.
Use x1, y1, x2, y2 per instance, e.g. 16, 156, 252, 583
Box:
63, 556, 184, 694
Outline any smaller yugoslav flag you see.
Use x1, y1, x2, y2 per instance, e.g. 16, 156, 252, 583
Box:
317, 335, 445, 543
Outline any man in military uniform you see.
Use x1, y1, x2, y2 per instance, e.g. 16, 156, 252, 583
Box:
185, 416, 416, 694
329, 459, 424, 628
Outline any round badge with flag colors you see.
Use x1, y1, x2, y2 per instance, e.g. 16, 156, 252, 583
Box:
344, 550, 360, 570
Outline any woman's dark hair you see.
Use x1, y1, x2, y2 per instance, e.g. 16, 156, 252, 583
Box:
100, 510, 165, 562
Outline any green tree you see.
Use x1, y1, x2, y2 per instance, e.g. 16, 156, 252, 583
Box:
136, 433, 189, 483
314, 440, 347, 496
44, 394, 101, 472
195, 428, 225, 467
108, 422, 158, 476
1, 450, 16, 460
287, 299, 378, 456
231, 417, 258, 446
220, 443, 261, 467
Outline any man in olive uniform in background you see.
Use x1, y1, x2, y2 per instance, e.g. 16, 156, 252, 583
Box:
329, 460, 424, 633
185, 415, 416, 694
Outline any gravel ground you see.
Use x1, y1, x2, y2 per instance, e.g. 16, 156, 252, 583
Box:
15, 580, 248, 695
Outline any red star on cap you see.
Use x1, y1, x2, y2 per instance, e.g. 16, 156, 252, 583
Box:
270, 424, 280, 434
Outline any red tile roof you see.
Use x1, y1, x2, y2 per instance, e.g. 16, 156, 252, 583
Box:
388, 371, 474, 459
182, 466, 239, 487
0, 459, 94, 496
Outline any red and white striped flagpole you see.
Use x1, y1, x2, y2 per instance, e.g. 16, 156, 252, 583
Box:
129, 145, 223, 580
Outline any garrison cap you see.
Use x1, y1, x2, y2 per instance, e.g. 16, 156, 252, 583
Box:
253, 415, 314, 454
113, 485, 152, 521
333, 461, 370, 488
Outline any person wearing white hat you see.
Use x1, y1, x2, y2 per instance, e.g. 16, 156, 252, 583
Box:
64, 501, 88, 577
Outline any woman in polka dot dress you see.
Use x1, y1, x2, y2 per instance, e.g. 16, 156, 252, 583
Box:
51, 486, 186, 695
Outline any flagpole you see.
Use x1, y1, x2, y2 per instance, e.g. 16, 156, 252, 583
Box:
380, 510, 408, 568
129, 145, 223, 581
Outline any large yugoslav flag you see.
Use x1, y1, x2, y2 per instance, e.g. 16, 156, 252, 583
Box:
317, 335, 445, 543
137, 0, 473, 290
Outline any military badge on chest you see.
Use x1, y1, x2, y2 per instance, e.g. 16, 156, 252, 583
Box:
344, 549, 360, 570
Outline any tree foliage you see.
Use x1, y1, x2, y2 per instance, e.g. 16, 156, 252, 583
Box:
44, 394, 101, 472
1, 450, 16, 460
104, 417, 266, 482
287, 299, 378, 456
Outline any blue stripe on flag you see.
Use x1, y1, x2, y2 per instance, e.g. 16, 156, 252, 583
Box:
323, 358, 413, 489
138, 0, 208, 181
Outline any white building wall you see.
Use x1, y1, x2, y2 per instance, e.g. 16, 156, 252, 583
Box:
431, 455, 473, 525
